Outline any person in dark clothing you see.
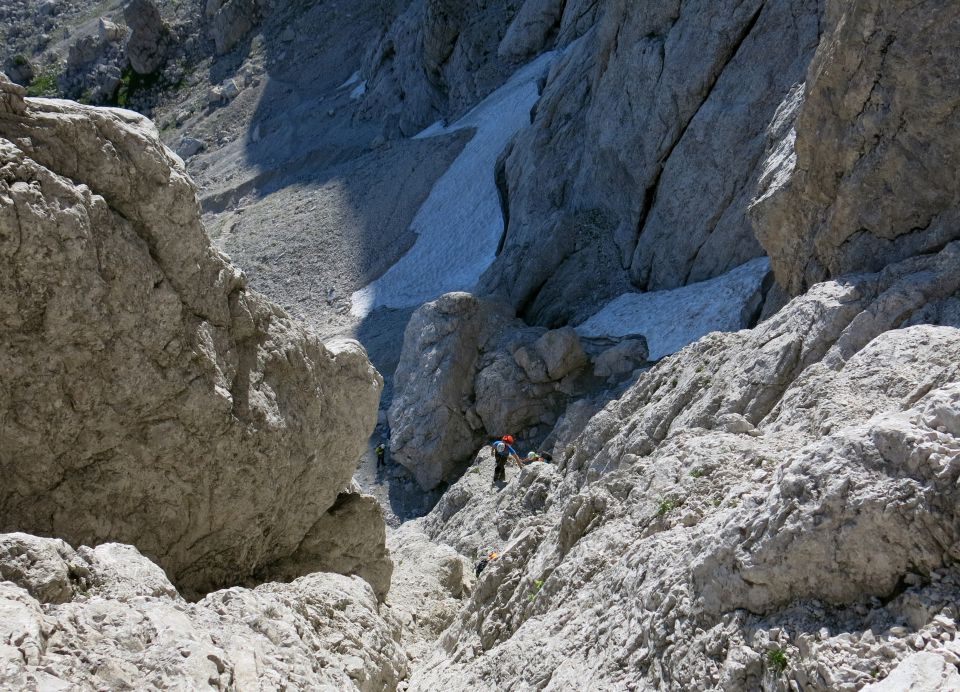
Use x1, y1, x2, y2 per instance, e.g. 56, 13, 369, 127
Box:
491, 435, 519, 483
375, 442, 386, 468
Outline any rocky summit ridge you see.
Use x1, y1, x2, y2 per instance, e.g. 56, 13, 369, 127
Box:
2, 0, 960, 690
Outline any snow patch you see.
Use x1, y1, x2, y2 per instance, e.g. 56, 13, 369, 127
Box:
576, 258, 772, 360
340, 71, 361, 89
350, 52, 556, 319
350, 81, 367, 100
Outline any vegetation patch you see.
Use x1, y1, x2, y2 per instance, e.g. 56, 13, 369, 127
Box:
767, 648, 788, 675
26, 67, 60, 97
113, 66, 162, 109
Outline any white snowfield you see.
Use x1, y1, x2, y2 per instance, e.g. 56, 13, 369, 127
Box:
350, 53, 556, 319
576, 257, 772, 360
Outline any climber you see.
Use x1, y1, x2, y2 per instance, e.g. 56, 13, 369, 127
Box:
375, 442, 386, 468
475, 550, 500, 577
491, 435, 520, 483
523, 450, 553, 464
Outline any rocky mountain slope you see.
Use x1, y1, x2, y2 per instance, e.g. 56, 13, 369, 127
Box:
1, 0, 959, 689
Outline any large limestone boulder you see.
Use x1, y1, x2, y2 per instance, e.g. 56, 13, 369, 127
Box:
0, 76, 382, 596
207, 0, 260, 55
752, 0, 960, 295
389, 293, 592, 490
478, 0, 823, 325
253, 486, 393, 601
0, 534, 406, 691
124, 0, 170, 75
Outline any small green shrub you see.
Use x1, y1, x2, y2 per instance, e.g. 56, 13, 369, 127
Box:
528, 579, 544, 602
26, 68, 59, 97
114, 66, 161, 108
657, 498, 678, 516
689, 468, 706, 479
767, 648, 788, 675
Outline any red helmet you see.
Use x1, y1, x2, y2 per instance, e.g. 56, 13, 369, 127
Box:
502, 435, 514, 445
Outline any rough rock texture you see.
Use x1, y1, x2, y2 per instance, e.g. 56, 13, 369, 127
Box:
386, 523, 473, 663
479, 0, 824, 325
208, 0, 260, 55
403, 242, 960, 690
497, 0, 565, 62
124, 0, 170, 75
358, 0, 525, 137
0, 534, 406, 691
752, 0, 960, 295
0, 78, 383, 596
254, 486, 393, 602
592, 337, 649, 381
388, 292, 596, 490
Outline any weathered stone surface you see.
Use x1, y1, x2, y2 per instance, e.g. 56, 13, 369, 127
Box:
389, 293, 592, 490
358, 0, 524, 137
403, 243, 960, 691
752, 0, 960, 295
592, 337, 649, 380
497, 0, 564, 62
533, 326, 588, 381
479, 0, 823, 325
863, 652, 960, 691
209, 0, 260, 55
0, 92, 382, 595
255, 486, 393, 601
389, 293, 515, 490
124, 0, 169, 74
0, 534, 407, 691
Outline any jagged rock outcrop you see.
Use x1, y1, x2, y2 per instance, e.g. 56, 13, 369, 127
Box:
207, 0, 260, 55
0, 533, 406, 690
0, 75, 383, 596
478, 0, 823, 325
751, 0, 960, 295
358, 0, 525, 137
388, 292, 597, 490
254, 485, 393, 601
401, 242, 960, 691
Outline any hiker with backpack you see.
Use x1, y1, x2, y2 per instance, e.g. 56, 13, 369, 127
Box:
491, 435, 520, 483
375, 442, 386, 468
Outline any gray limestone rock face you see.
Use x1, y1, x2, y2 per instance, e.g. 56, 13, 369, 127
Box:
209, 0, 260, 55
0, 534, 407, 691
357, 0, 525, 137
124, 0, 170, 74
592, 337, 649, 380
751, 0, 960, 295
254, 487, 394, 601
403, 242, 960, 691
478, 0, 824, 325
497, 0, 565, 62
388, 292, 593, 490
0, 82, 383, 596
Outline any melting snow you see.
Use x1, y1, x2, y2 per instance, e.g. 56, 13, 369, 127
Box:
350, 81, 367, 100
350, 52, 556, 318
576, 258, 772, 360
340, 71, 361, 89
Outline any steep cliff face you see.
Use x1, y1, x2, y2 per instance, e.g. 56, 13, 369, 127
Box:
751, 0, 960, 295
0, 74, 384, 597
478, 0, 823, 325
